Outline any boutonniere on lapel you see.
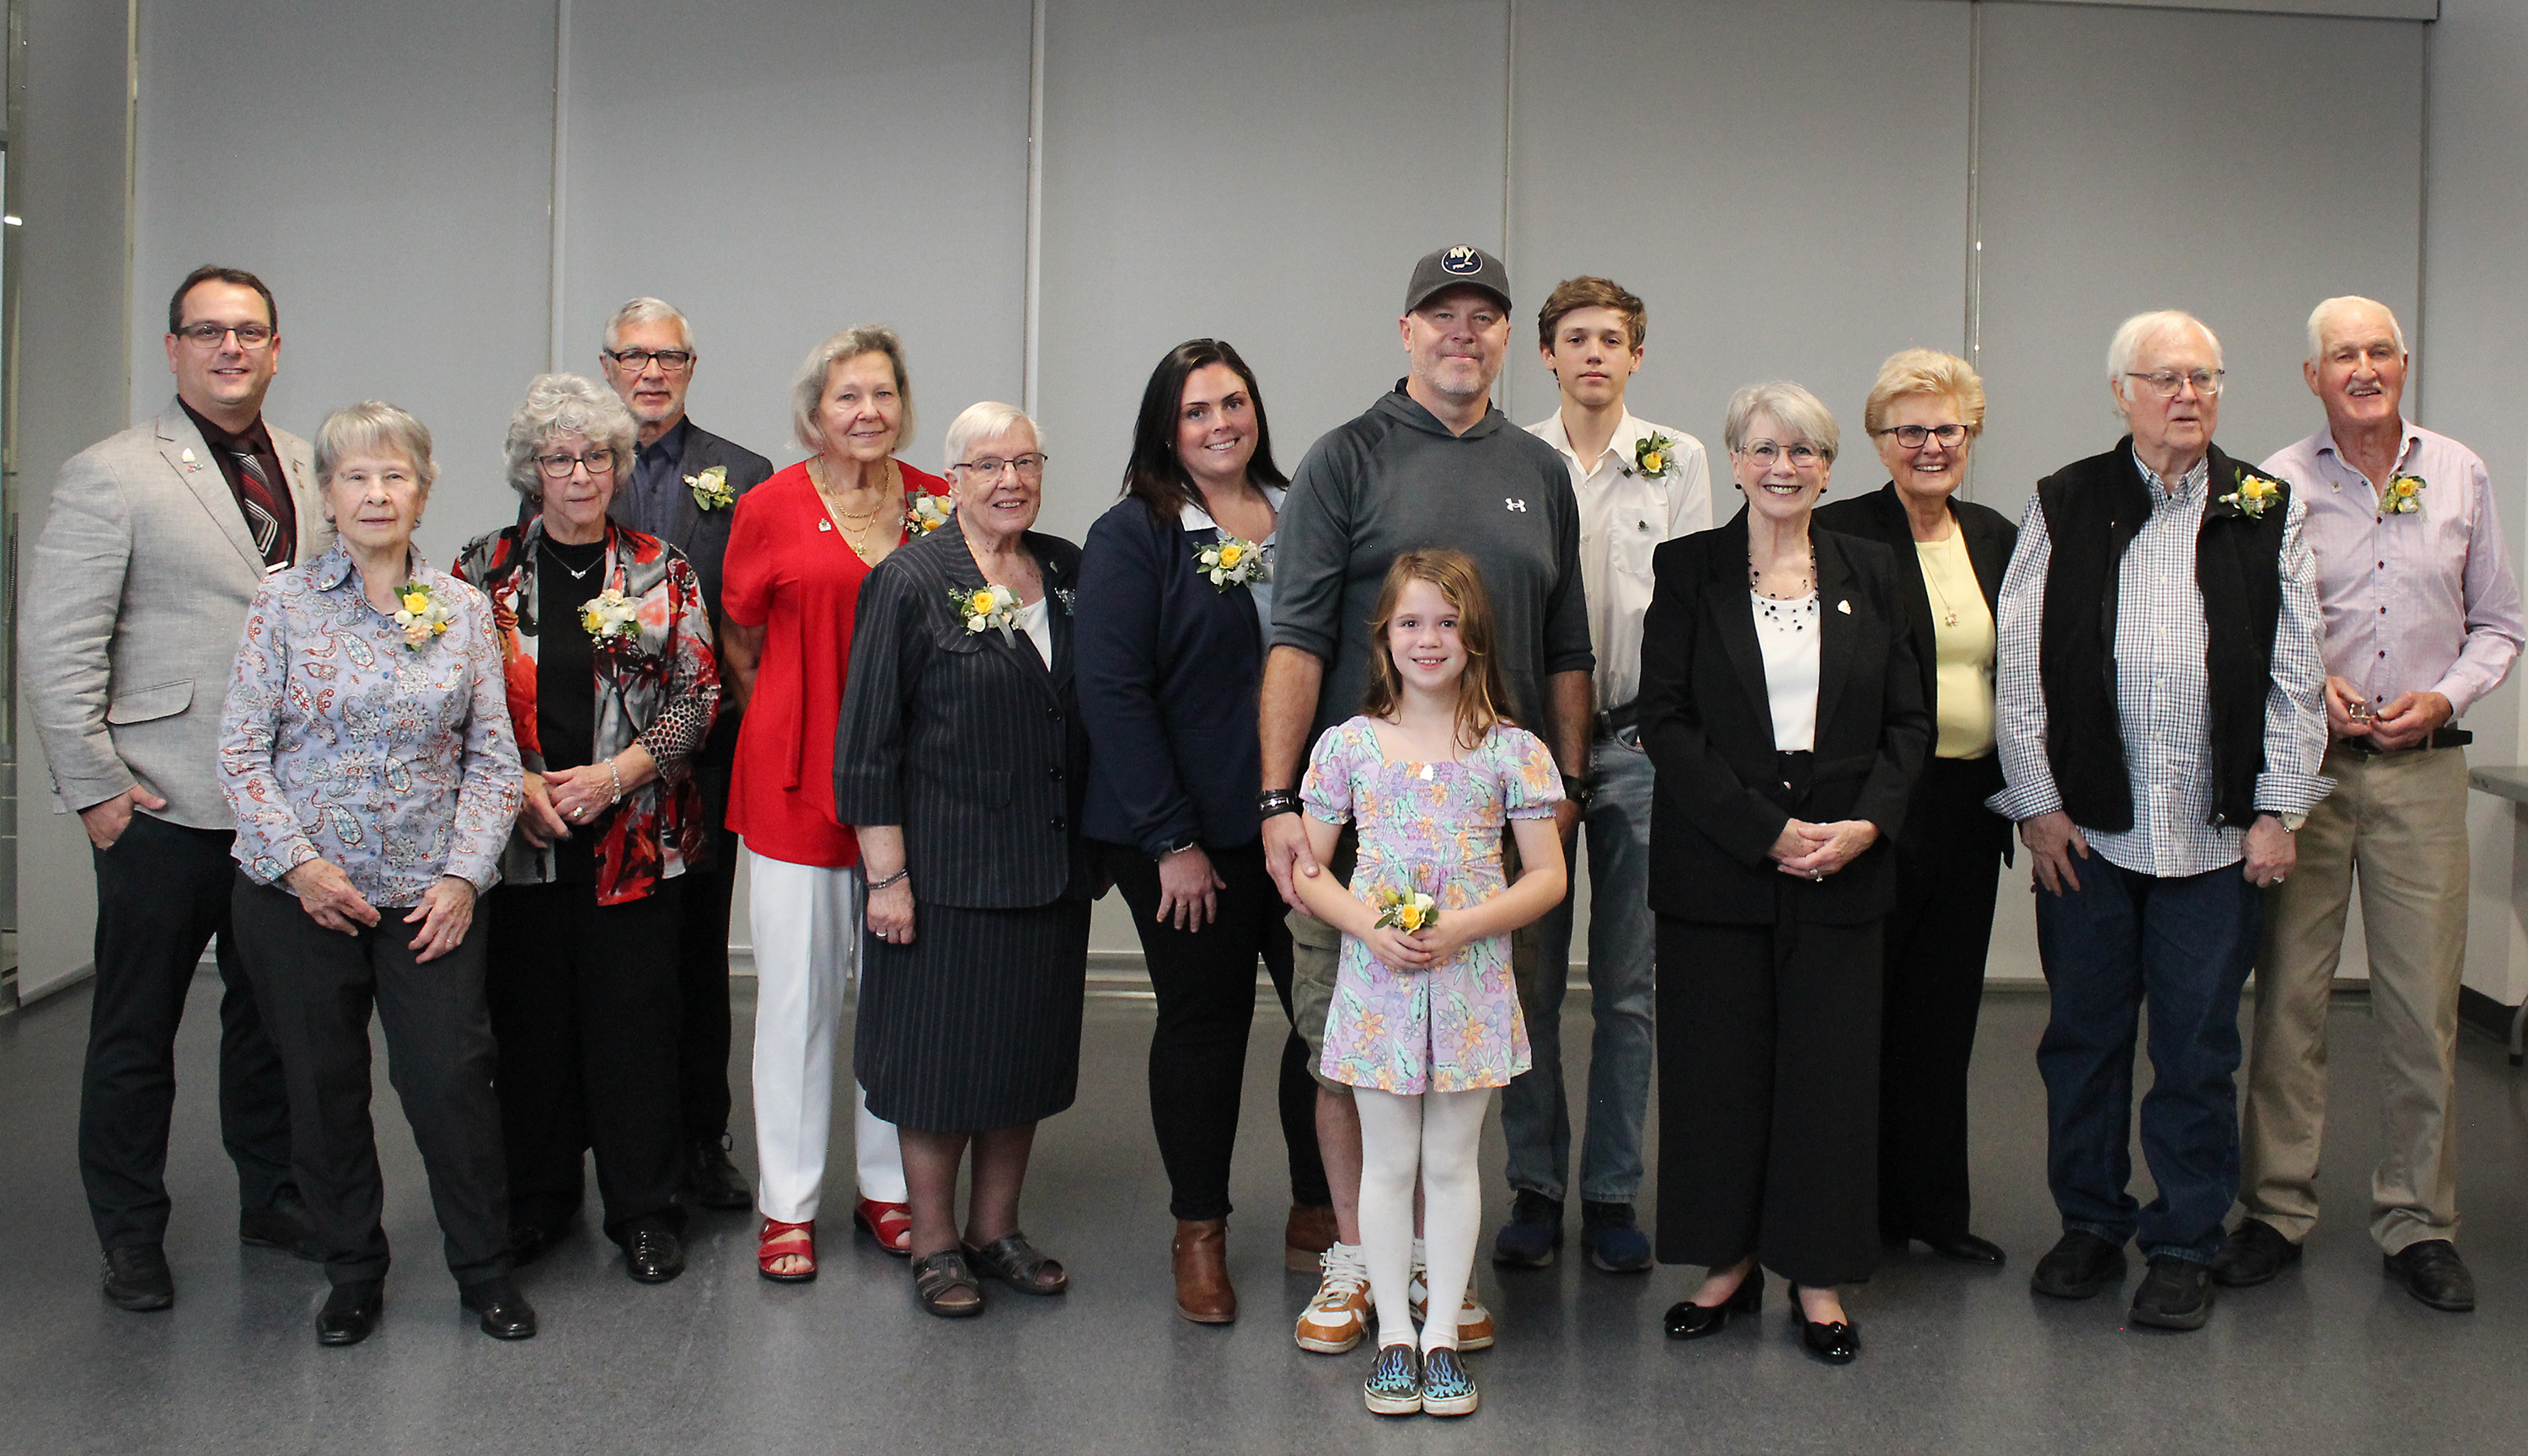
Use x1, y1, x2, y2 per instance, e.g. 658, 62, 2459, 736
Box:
905, 492, 955, 536
1194, 536, 1267, 592
954, 583, 1023, 645
684, 464, 734, 511
1622, 431, 1684, 482
2382, 473, 2427, 516
2217, 470, 2283, 519
392, 580, 457, 651
580, 588, 642, 650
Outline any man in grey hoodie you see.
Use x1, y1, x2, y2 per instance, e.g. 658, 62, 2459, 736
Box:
1262, 244, 1593, 1357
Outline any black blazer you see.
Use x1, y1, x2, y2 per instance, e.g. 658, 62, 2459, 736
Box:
1637, 509, 1932, 925
1811, 483, 2017, 859
1074, 493, 1276, 859
832, 516, 1095, 910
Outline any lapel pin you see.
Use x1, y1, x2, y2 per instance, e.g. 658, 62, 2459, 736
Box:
817, 519, 833, 532
180, 447, 198, 470
1837, 599, 1851, 614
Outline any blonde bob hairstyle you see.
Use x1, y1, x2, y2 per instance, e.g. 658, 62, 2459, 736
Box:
791, 325, 914, 457
1722, 380, 1839, 461
1359, 548, 1518, 753
1863, 349, 1987, 440
314, 400, 440, 492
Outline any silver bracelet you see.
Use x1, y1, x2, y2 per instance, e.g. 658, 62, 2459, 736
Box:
866, 866, 909, 891
605, 757, 624, 805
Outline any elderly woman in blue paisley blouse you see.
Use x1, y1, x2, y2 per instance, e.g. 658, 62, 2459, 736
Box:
220, 400, 531, 1348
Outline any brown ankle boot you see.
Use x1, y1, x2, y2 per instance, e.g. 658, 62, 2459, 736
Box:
1283, 1202, 1337, 1272
1172, 1218, 1235, 1324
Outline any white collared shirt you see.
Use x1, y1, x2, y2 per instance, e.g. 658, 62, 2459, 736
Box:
1182, 483, 1288, 639
1526, 409, 1711, 711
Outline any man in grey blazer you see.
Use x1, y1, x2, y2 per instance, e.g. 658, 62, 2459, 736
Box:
20, 265, 335, 1310
597, 296, 774, 1210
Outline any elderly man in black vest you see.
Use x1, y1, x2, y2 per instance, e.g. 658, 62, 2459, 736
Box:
1987, 309, 2330, 1333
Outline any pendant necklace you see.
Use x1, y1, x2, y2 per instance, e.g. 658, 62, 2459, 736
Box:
543, 538, 603, 581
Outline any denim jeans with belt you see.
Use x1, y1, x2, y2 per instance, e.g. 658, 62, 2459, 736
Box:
1505, 725, 1658, 1205
2035, 854, 2262, 1264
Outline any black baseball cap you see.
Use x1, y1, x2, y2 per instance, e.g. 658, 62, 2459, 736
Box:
1404, 244, 1513, 314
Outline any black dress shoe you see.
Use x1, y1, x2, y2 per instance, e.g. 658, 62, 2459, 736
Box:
1664, 1265, 1764, 1340
100, 1245, 174, 1312
459, 1277, 539, 1340
2383, 1240, 2476, 1313
2030, 1230, 2127, 1300
508, 1222, 565, 1268
685, 1135, 753, 1212
624, 1227, 686, 1284
2212, 1218, 2302, 1287
316, 1282, 383, 1346
2129, 1255, 2215, 1331
240, 1188, 324, 1261
1787, 1284, 1859, 1364
1895, 1231, 2006, 1266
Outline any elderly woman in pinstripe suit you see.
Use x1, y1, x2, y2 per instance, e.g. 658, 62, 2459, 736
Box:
834, 401, 1095, 1320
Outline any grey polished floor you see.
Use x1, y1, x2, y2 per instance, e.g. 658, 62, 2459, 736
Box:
2, 973, 2525, 1455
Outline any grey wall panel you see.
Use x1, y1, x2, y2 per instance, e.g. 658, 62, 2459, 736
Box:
1507, 0, 1973, 447
559, 0, 1032, 480
1973, 4, 2423, 527
128, 0, 557, 568
1034, 0, 1510, 549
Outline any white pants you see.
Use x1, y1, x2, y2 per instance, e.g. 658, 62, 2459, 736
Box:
747, 848, 906, 1221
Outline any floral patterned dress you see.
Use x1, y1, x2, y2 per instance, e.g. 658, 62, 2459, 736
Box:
1301, 716, 1560, 1094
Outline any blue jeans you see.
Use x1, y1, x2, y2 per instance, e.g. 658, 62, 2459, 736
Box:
1503, 727, 1657, 1205
2035, 855, 2261, 1264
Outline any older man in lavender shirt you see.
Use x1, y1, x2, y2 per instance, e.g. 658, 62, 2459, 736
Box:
2220, 297, 2523, 1314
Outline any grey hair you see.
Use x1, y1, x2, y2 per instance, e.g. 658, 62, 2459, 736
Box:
1722, 381, 1838, 461
314, 400, 438, 491
503, 373, 638, 501
2306, 295, 2405, 361
943, 401, 1042, 477
2107, 309, 2223, 404
790, 325, 914, 456
602, 297, 694, 355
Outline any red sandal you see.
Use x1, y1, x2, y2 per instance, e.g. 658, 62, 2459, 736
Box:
758, 1218, 817, 1282
854, 1198, 913, 1255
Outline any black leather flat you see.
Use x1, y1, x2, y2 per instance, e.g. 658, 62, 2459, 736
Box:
1663, 1265, 1763, 1340
1789, 1283, 1859, 1364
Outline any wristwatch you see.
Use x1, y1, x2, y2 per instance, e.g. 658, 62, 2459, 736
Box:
1258, 790, 1302, 820
2276, 811, 2307, 832
1158, 836, 1200, 857
1561, 773, 1595, 812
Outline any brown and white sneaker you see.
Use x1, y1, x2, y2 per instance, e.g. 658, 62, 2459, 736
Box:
1410, 1255, 1497, 1352
1294, 1243, 1370, 1353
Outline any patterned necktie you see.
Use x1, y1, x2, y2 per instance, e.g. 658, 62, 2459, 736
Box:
229, 447, 288, 568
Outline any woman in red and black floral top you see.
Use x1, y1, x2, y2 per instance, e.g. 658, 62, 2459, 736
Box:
457, 373, 719, 1286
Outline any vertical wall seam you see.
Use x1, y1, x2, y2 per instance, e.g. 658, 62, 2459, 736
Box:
546, 0, 571, 372
1021, 0, 1046, 418
1962, 0, 1984, 500
121, 0, 137, 417
1499, 0, 1516, 420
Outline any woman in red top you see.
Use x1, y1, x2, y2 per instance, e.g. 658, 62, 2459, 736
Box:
720, 325, 953, 1280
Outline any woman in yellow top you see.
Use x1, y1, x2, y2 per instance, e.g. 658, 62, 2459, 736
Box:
1812, 350, 2017, 1268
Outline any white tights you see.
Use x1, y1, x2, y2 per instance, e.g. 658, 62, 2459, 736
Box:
1355, 1084, 1492, 1353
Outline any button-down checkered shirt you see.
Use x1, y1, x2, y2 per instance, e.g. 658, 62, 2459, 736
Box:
1988, 450, 2333, 878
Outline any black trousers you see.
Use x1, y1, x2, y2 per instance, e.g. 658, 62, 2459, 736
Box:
1655, 913, 1883, 1287
675, 748, 738, 1140
485, 879, 688, 1244
81, 813, 294, 1250
231, 876, 508, 1288
1107, 842, 1330, 1221
1877, 757, 2006, 1240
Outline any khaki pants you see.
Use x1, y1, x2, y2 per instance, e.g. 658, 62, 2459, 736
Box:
2242, 743, 2467, 1253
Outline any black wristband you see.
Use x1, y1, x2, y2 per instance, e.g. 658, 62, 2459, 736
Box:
1258, 790, 1302, 819
1561, 772, 1594, 811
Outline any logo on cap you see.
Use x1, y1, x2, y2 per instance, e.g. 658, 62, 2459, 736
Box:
1441, 246, 1482, 276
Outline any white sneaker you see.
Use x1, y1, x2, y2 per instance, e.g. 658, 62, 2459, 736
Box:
1295, 1244, 1370, 1354
1409, 1257, 1495, 1351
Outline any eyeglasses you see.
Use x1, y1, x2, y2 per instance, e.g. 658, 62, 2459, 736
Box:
604, 348, 694, 373
535, 452, 618, 479
1877, 424, 1970, 448
175, 322, 276, 350
2124, 369, 2225, 398
1737, 441, 1826, 469
955, 452, 1048, 479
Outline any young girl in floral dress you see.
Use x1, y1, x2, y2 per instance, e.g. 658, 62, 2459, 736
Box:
1293, 549, 1566, 1418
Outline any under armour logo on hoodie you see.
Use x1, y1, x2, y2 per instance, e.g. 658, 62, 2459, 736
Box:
1504, 498, 1527, 511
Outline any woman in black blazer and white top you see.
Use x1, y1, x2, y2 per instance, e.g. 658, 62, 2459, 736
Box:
1077, 340, 1330, 1325
834, 402, 1094, 1320
1811, 351, 2017, 1271
1637, 383, 1930, 1364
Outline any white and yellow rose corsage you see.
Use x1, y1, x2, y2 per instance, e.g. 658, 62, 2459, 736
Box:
685, 464, 734, 511
1626, 431, 1683, 481
1370, 887, 1438, 935
1194, 536, 1267, 592
906, 493, 954, 535
2383, 473, 2426, 516
391, 581, 456, 651
580, 587, 642, 649
2219, 471, 2282, 518
953, 582, 1023, 645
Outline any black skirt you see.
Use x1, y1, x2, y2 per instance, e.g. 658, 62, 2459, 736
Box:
854, 898, 1091, 1131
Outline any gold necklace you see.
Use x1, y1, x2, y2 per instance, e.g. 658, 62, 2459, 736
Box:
811, 457, 889, 523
